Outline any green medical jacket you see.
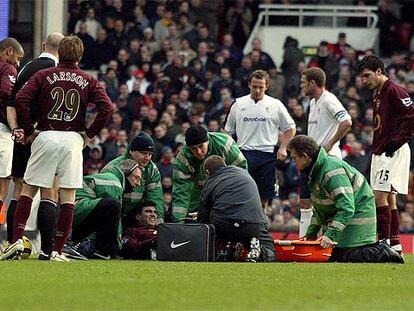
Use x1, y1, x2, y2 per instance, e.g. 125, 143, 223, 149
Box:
101, 149, 164, 221
172, 132, 247, 222
74, 167, 125, 229
306, 147, 377, 248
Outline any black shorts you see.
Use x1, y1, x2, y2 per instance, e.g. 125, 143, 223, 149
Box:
11, 142, 31, 178
242, 149, 276, 200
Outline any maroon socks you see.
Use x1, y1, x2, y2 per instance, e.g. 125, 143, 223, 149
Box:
390, 209, 401, 246
13, 195, 33, 242
53, 203, 75, 253
376, 205, 391, 241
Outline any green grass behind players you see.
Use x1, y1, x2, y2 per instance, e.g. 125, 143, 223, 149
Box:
1, 256, 413, 311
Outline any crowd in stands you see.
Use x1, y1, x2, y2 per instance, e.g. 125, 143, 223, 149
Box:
67, 0, 414, 234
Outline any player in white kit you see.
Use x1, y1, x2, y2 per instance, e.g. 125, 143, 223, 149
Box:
225, 70, 296, 209
299, 67, 352, 237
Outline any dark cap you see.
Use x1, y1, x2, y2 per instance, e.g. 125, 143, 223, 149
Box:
185, 125, 208, 146
338, 32, 346, 38
129, 132, 155, 152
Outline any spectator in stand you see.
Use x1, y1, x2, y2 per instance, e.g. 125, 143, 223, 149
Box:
399, 212, 414, 233
308, 41, 339, 90
208, 119, 220, 132
153, 124, 174, 162
190, 41, 216, 74
291, 103, 307, 136
104, 129, 129, 163
225, 0, 253, 49
248, 38, 275, 71
101, 67, 119, 101
131, 5, 150, 36
329, 32, 349, 61
175, 88, 192, 123
141, 27, 161, 57
120, 201, 158, 260
378, 0, 400, 57
343, 142, 370, 176
177, 12, 193, 36
234, 56, 253, 96
126, 69, 150, 95
160, 111, 180, 138
91, 29, 115, 70
84, 145, 106, 176
174, 121, 190, 145
211, 67, 235, 102
157, 146, 174, 178
220, 33, 242, 66
167, 23, 182, 53
74, 7, 102, 40
153, 39, 172, 65
108, 18, 129, 52
177, 38, 197, 67
142, 108, 158, 133
154, 5, 173, 41
267, 65, 286, 101
76, 22, 95, 69
281, 36, 304, 81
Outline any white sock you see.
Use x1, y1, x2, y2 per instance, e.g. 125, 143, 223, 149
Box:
299, 208, 313, 238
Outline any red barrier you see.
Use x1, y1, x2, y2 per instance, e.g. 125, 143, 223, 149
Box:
271, 232, 414, 254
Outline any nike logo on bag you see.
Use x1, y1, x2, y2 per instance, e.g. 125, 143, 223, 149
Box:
170, 240, 191, 249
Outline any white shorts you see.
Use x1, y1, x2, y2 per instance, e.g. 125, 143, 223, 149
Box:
24, 131, 84, 188
0, 123, 13, 178
370, 143, 410, 194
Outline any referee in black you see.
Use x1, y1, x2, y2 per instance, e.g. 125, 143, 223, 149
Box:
6, 32, 64, 259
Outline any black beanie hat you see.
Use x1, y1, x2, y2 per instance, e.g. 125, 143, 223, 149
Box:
185, 125, 208, 146
129, 132, 155, 152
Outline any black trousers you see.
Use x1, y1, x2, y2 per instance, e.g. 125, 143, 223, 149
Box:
329, 241, 404, 263
72, 198, 121, 257
212, 218, 275, 262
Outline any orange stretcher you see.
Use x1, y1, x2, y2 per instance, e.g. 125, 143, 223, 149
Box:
274, 240, 336, 262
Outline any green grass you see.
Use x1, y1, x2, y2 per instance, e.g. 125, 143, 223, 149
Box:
1, 256, 414, 311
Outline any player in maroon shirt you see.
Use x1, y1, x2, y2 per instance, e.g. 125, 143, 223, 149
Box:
356, 55, 414, 255
0, 38, 24, 231
1, 35, 113, 261
119, 202, 158, 260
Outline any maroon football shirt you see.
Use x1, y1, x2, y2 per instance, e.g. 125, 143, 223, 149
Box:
371, 79, 414, 155
15, 62, 113, 137
0, 61, 17, 125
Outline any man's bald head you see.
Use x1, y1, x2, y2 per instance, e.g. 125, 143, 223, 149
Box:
0, 37, 23, 53
0, 37, 24, 67
43, 32, 64, 55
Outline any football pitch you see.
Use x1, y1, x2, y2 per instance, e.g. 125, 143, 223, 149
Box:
2, 256, 414, 311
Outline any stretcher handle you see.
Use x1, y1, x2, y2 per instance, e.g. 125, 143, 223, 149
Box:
274, 239, 338, 246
